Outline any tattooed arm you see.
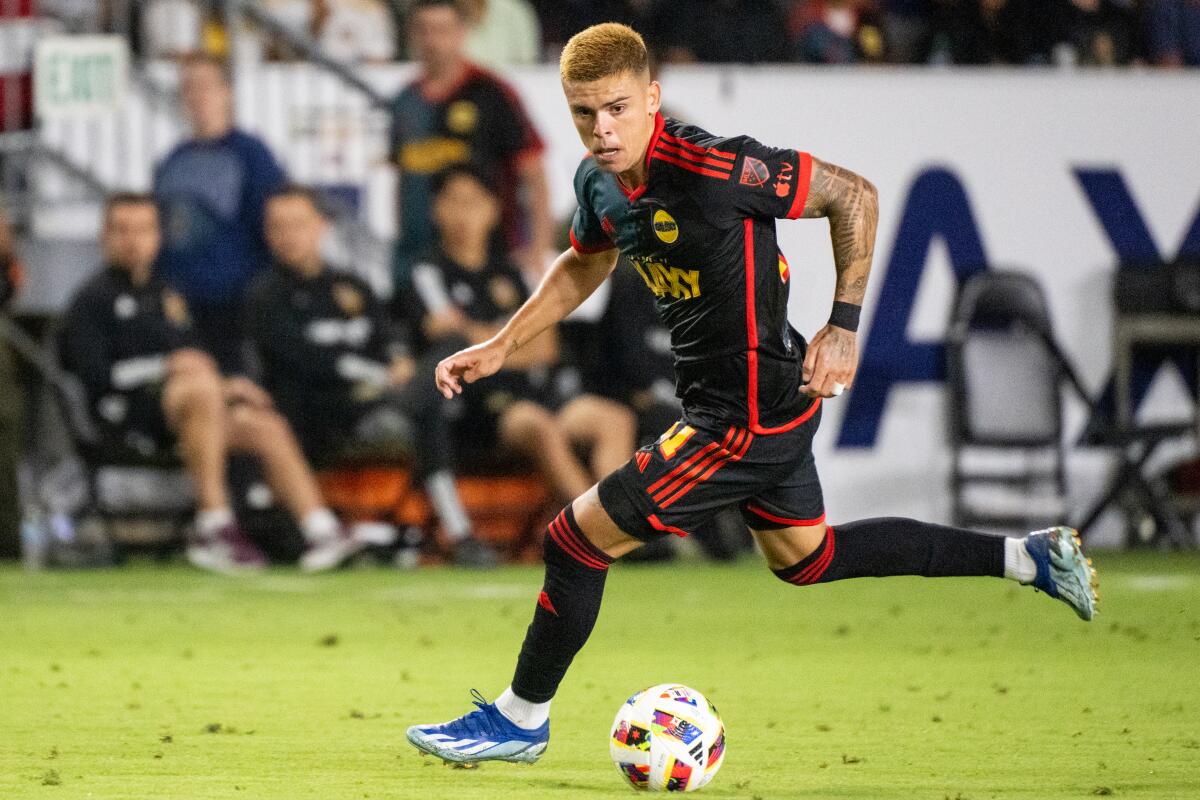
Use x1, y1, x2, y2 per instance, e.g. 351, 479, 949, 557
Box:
798, 156, 879, 398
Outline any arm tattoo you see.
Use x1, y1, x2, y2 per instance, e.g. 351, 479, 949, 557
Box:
801, 157, 879, 306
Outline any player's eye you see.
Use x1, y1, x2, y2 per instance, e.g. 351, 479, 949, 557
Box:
610, 105, 625, 115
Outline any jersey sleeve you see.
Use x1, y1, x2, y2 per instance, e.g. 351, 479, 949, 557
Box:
727, 137, 813, 221
569, 161, 616, 254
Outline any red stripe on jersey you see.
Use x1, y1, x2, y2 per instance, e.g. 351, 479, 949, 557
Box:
786, 152, 814, 219
742, 217, 823, 435
647, 514, 691, 538
659, 130, 736, 161
570, 227, 614, 255
745, 504, 825, 528
652, 150, 733, 181
617, 112, 667, 202
654, 139, 735, 172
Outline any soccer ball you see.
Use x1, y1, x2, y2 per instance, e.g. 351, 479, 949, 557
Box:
610, 683, 726, 792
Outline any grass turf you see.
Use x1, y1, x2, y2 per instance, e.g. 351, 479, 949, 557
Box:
1, 552, 1198, 799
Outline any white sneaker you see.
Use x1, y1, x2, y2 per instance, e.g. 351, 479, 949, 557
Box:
300, 527, 367, 573
186, 523, 268, 575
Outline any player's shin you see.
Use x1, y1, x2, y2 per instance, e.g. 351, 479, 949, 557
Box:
771, 517, 1005, 585
503, 506, 613, 722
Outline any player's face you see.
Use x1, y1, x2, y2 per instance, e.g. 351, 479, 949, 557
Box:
103, 204, 161, 274
564, 70, 661, 177
181, 62, 232, 139
409, 7, 467, 72
433, 174, 499, 249
265, 195, 326, 271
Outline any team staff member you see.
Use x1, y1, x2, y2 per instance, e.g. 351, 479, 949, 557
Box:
154, 54, 287, 373
246, 186, 497, 569
61, 194, 359, 574
407, 24, 1098, 766
389, 0, 552, 283
402, 165, 636, 506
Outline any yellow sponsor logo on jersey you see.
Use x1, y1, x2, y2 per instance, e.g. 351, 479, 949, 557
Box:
398, 137, 470, 173
652, 209, 679, 244
631, 256, 700, 301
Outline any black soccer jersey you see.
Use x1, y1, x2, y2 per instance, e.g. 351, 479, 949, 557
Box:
569, 113, 814, 434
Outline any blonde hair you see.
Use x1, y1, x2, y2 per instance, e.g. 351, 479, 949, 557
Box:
559, 23, 648, 84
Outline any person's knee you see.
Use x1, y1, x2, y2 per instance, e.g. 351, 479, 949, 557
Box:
499, 401, 557, 446
559, 396, 636, 442
162, 368, 223, 428
226, 405, 285, 449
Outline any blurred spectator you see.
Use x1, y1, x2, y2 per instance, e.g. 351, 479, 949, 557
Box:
60, 193, 363, 573
789, 0, 886, 64
660, 0, 789, 63
154, 53, 287, 373
402, 166, 636, 504
1055, 0, 1136, 66
246, 185, 498, 568
463, 0, 541, 69
1144, 0, 1200, 66
533, 0, 671, 62
389, 0, 552, 285
0, 210, 23, 559
263, 0, 396, 63
882, 0, 935, 63
940, 0, 1055, 65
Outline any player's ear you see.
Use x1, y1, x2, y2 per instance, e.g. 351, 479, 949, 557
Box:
646, 80, 661, 117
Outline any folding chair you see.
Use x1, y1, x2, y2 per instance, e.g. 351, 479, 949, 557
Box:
946, 271, 1070, 530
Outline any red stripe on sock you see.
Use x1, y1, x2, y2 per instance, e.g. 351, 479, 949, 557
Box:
537, 590, 558, 615
549, 515, 607, 570
793, 527, 837, 585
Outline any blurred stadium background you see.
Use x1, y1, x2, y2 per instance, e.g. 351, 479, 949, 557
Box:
1, 2, 1199, 798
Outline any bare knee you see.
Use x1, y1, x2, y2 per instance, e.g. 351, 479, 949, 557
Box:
226, 405, 286, 451
499, 401, 558, 450
162, 368, 223, 429
558, 396, 636, 443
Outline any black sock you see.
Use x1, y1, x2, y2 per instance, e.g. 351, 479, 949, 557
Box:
511, 506, 613, 703
772, 517, 1004, 585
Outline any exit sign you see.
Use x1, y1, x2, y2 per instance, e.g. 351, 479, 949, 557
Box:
34, 35, 129, 118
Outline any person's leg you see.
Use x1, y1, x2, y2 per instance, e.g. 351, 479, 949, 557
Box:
555, 394, 638, 480
161, 362, 230, 514
498, 401, 593, 502
226, 404, 324, 520
488, 486, 641, 730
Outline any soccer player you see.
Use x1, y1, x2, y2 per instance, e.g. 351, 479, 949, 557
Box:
406, 23, 1098, 765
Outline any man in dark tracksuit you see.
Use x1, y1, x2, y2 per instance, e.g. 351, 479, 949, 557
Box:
246, 185, 496, 568
61, 193, 360, 574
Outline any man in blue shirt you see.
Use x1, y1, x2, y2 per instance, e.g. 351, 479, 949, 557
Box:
154, 54, 286, 373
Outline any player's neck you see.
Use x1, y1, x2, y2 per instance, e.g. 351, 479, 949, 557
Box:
617, 160, 648, 194
422, 60, 468, 95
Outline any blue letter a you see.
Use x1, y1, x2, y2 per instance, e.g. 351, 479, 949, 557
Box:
838, 168, 989, 448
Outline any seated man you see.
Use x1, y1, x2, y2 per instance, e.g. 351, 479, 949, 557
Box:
246, 185, 497, 568
60, 193, 359, 574
403, 165, 636, 505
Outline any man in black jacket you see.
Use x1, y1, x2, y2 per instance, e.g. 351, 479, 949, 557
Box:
246, 185, 496, 568
61, 193, 360, 573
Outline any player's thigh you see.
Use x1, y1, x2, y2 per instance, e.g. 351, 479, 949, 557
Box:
557, 394, 636, 441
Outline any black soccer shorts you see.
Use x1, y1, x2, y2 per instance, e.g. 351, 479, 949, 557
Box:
597, 398, 825, 542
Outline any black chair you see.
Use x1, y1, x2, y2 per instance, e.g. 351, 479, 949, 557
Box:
946, 271, 1070, 530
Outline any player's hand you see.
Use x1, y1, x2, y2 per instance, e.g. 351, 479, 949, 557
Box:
801, 324, 858, 399
434, 338, 508, 398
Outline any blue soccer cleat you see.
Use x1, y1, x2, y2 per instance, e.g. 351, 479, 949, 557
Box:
1023, 526, 1098, 621
406, 690, 550, 765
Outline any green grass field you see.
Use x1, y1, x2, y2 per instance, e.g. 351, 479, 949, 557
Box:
2, 552, 1198, 799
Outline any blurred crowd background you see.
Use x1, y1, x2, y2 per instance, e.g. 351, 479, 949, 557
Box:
1, 0, 1198, 575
